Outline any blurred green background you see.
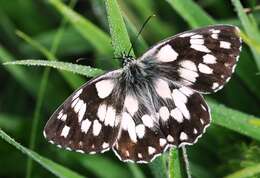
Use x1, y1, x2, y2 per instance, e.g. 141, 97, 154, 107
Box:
0, 0, 260, 178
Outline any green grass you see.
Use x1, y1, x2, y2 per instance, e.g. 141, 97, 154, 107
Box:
1, 0, 260, 178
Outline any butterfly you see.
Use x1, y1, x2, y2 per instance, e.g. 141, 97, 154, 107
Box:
44, 25, 242, 163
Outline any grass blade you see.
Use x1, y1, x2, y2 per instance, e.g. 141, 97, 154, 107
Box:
0, 47, 38, 96
0, 129, 85, 178
149, 154, 168, 178
169, 149, 182, 178
26, 0, 78, 174
166, 0, 214, 28
127, 164, 146, 178
103, 0, 147, 177
48, 0, 112, 56
4, 60, 104, 77
16, 30, 85, 89
104, 0, 134, 58
231, 0, 260, 70
209, 100, 260, 141
224, 163, 260, 178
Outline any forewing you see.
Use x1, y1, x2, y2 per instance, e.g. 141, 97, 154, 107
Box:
140, 25, 242, 93
44, 70, 123, 154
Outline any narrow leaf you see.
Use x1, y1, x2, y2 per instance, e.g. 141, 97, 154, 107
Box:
209, 100, 260, 141
0, 47, 38, 95
169, 149, 182, 178
0, 129, 85, 178
104, 0, 134, 58
224, 164, 260, 178
166, 0, 215, 28
16, 30, 85, 89
4, 60, 104, 77
231, 0, 260, 70
48, 0, 112, 56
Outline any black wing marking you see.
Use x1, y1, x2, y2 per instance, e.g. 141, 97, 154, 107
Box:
151, 78, 210, 147
112, 93, 167, 163
44, 70, 123, 154
139, 25, 242, 93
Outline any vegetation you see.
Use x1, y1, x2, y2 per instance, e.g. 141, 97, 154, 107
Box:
0, 0, 260, 177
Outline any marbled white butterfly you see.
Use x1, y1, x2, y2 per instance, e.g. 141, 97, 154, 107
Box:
44, 25, 242, 163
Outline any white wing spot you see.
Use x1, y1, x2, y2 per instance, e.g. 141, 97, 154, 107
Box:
172, 89, 188, 104
141, 115, 154, 128
198, 63, 213, 74
190, 38, 204, 45
159, 138, 167, 147
167, 135, 174, 142
178, 68, 199, 83
60, 114, 67, 121
74, 99, 84, 113
125, 150, 130, 157
201, 104, 207, 111
156, 44, 178, 62
102, 142, 109, 148
191, 44, 211, 53
159, 106, 170, 121
174, 102, 190, 120
78, 103, 86, 122
57, 110, 63, 119
71, 97, 79, 108
148, 146, 156, 155
179, 32, 195, 37
179, 87, 194, 96
232, 64, 236, 73
155, 79, 172, 99
93, 120, 102, 136
220, 41, 231, 49
172, 90, 190, 120
226, 77, 231, 82
180, 132, 188, 141
210, 29, 220, 33
136, 124, 146, 139
212, 82, 219, 90
81, 119, 91, 134
124, 95, 139, 116
76, 150, 84, 153
211, 33, 218, 39
95, 79, 115, 99
65, 147, 72, 151
193, 128, 198, 134
191, 34, 203, 39
104, 106, 116, 127
138, 153, 143, 158
122, 112, 137, 143
97, 104, 107, 122
170, 108, 184, 123
72, 88, 83, 100
180, 60, 197, 71
203, 54, 217, 64
61, 125, 70, 138
200, 119, 205, 125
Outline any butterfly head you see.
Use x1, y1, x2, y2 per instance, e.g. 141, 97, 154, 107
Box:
118, 52, 134, 67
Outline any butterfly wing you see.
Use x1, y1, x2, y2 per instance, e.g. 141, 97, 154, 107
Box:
139, 25, 242, 93
152, 78, 210, 147
44, 70, 123, 154
112, 91, 167, 163
112, 78, 210, 163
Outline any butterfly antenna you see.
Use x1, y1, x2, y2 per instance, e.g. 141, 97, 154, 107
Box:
127, 14, 156, 57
